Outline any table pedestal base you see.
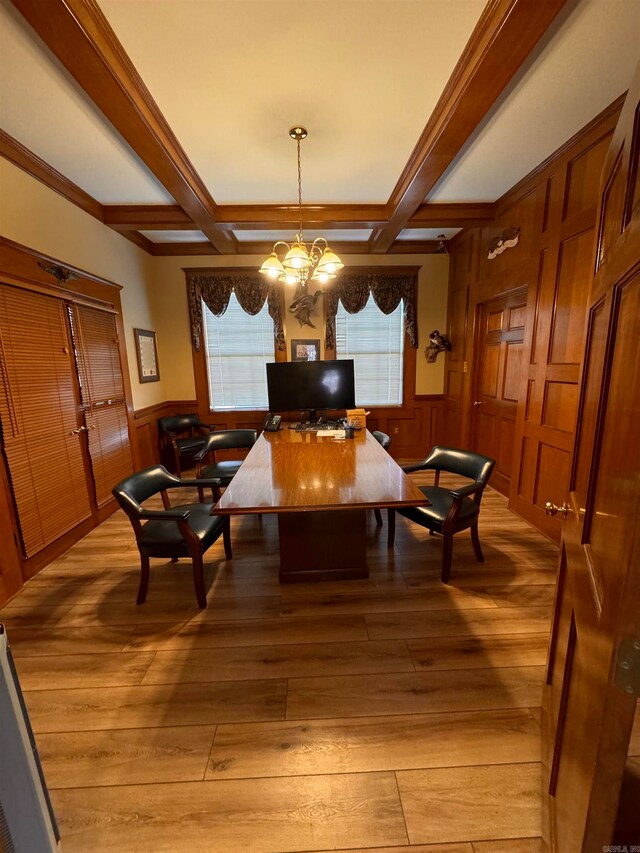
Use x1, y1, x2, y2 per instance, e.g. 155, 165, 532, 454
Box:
277, 509, 368, 583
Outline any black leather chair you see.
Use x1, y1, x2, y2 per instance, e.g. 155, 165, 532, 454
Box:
157, 414, 216, 476
372, 430, 392, 527
112, 465, 231, 609
388, 446, 495, 583
193, 429, 257, 501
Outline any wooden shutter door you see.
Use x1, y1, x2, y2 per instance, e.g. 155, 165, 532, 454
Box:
0, 284, 92, 556
70, 305, 132, 507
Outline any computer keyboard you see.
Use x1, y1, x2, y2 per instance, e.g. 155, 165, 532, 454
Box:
294, 422, 341, 432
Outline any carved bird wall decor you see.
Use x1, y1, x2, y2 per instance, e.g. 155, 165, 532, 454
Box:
424, 329, 452, 363
289, 288, 322, 328
487, 226, 520, 260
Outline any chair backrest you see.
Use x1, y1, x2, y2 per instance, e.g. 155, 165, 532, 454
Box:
200, 429, 257, 454
112, 465, 179, 518
422, 446, 495, 485
157, 413, 202, 436
372, 430, 392, 449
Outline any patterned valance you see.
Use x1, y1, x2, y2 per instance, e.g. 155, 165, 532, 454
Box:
325, 269, 419, 351
186, 271, 285, 352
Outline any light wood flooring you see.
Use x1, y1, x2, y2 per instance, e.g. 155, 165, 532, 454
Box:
0, 472, 560, 853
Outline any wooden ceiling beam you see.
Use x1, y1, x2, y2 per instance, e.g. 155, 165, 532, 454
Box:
150, 239, 443, 256
370, 0, 569, 252
10, 0, 234, 254
100, 202, 496, 233
408, 202, 496, 228
103, 205, 194, 231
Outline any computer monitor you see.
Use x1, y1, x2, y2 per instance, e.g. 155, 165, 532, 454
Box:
266, 359, 355, 420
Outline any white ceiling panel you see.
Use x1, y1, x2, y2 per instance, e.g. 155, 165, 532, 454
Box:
429, 0, 639, 203
234, 229, 372, 243
0, 0, 174, 204
398, 228, 461, 240
99, 0, 486, 204
140, 230, 208, 243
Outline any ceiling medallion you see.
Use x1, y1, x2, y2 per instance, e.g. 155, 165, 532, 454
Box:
259, 127, 344, 289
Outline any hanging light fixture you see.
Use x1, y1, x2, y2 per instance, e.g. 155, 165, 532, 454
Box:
259, 127, 344, 287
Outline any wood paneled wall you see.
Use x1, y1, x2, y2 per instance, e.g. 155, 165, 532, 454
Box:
444, 96, 624, 541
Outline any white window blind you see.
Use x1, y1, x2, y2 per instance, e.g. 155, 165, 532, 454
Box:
336, 294, 404, 406
203, 293, 275, 410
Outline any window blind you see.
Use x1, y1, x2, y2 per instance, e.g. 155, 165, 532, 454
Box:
336, 295, 404, 406
0, 284, 91, 557
70, 305, 133, 508
203, 294, 275, 410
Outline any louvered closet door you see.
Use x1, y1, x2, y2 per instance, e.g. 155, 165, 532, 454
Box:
0, 284, 92, 557
70, 305, 132, 507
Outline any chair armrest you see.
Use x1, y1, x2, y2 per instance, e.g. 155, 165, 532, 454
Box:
402, 463, 426, 474
191, 446, 209, 463
170, 477, 222, 488
139, 508, 190, 521
450, 481, 483, 500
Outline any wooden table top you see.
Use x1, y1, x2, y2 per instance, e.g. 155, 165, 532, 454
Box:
214, 427, 429, 515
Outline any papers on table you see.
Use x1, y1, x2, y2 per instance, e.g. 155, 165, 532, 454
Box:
317, 429, 346, 438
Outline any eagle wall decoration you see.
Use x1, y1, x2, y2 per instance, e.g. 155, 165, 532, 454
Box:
424, 330, 452, 363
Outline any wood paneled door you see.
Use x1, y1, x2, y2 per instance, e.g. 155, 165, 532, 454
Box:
472, 288, 527, 495
543, 68, 640, 850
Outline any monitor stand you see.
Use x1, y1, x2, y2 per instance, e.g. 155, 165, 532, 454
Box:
295, 410, 341, 431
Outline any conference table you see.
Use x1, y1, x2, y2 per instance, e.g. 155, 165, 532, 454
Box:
213, 426, 429, 583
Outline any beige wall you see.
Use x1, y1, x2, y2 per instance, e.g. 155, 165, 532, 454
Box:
152, 253, 449, 405
0, 159, 164, 409
0, 159, 449, 409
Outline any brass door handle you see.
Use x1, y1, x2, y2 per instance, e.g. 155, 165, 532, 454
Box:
473, 401, 484, 407
545, 501, 570, 517
70, 428, 81, 435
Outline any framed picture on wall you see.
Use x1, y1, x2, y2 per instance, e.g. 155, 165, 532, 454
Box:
291, 339, 320, 362
134, 328, 160, 383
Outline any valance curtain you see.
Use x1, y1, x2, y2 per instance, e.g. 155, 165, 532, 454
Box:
187, 272, 286, 351
325, 270, 418, 351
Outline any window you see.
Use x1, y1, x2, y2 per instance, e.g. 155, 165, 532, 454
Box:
336, 294, 404, 406
203, 293, 275, 410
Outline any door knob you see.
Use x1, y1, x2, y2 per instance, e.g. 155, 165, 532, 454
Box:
473, 401, 484, 407
545, 501, 570, 517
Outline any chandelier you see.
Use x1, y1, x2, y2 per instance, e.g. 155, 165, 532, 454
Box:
259, 127, 344, 287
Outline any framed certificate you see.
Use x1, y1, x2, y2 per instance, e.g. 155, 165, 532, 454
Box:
134, 328, 160, 383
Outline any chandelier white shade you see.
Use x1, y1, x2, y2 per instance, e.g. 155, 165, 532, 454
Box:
259, 128, 344, 287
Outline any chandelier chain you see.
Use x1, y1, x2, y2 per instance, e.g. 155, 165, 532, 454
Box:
297, 137, 303, 240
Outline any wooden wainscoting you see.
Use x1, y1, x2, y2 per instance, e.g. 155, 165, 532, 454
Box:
133, 397, 444, 468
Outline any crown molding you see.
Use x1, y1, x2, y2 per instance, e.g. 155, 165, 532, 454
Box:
10, 0, 234, 253
0, 129, 104, 221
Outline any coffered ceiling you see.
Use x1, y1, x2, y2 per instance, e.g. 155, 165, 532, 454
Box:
0, 0, 638, 256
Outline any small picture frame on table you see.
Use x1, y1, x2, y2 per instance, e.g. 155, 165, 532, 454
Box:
134, 328, 160, 383
291, 339, 320, 362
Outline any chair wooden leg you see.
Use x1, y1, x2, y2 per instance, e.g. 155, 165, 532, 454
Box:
387, 509, 396, 548
170, 557, 179, 563
374, 508, 383, 527
441, 532, 453, 584
192, 552, 207, 609
197, 485, 206, 503
223, 518, 232, 559
471, 523, 484, 562
137, 554, 150, 604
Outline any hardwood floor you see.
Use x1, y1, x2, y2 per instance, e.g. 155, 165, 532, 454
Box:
0, 472, 558, 852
